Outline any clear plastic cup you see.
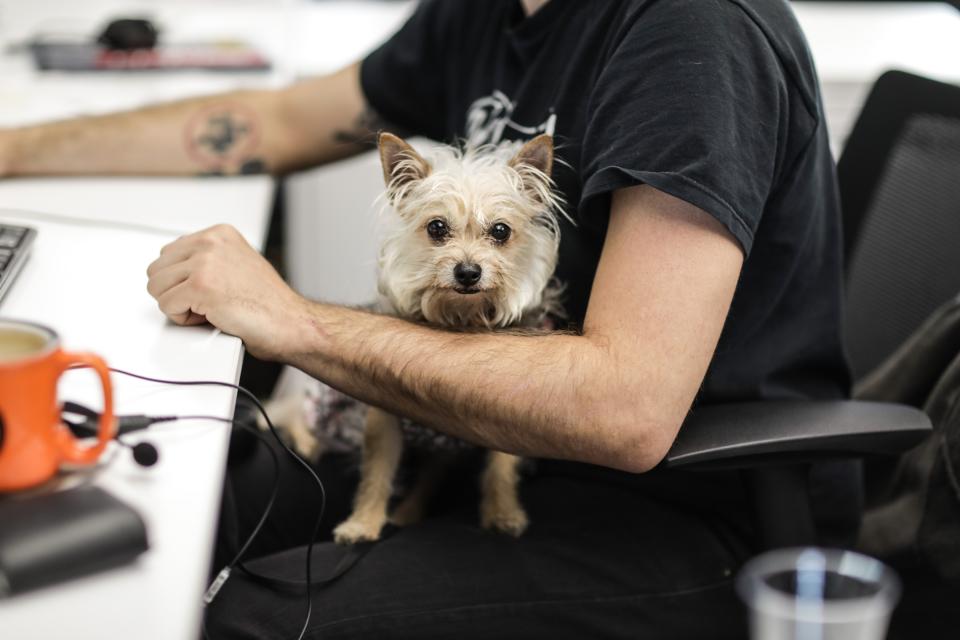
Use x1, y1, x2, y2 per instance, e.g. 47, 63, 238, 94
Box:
736, 548, 901, 640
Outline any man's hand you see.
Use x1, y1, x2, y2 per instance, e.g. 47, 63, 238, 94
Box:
146, 224, 307, 360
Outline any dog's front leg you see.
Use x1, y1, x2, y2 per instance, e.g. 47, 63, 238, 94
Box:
333, 407, 403, 544
480, 451, 528, 536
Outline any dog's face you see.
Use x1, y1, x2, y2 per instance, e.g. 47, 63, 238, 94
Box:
377, 133, 561, 328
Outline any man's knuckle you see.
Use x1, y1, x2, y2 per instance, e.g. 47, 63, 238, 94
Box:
193, 252, 216, 272
190, 271, 209, 292
211, 223, 235, 238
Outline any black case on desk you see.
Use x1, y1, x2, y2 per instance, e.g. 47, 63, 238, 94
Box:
0, 485, 148, 596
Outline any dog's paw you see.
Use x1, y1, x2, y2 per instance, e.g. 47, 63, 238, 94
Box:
333, 518, 384, 545
480, 504, 529, 537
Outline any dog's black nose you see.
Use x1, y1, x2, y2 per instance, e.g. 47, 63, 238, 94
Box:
454, 263, 482, 286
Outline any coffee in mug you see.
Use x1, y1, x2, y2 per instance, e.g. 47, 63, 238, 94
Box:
0, 319, 115, 491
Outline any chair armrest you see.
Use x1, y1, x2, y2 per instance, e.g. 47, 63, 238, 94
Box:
664, 400, 931, 471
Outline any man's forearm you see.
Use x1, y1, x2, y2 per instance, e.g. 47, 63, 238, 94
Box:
283, 302, 660, 473
0, 63, 372, 178
2, 90, 279, 177
144, 187, 742, 473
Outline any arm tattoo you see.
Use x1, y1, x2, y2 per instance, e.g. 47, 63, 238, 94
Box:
185, 104, 267, 176
332, 104, 402, 148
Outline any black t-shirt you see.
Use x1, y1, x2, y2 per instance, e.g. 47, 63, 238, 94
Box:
362, 0, 851, 404
361, 0, 855, 525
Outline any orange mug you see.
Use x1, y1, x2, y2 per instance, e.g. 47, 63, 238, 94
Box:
0, 319, 115, 492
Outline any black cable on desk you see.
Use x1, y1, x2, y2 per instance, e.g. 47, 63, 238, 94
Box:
68, 365, 332, 640
107, 366, 326, 640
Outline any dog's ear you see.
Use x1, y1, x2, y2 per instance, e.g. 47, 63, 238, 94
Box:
379, 132, 431, 194
509, 134, 554, 179
509, 135, 555, 206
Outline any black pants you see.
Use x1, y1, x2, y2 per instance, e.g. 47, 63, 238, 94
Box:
206, 428, 755, 639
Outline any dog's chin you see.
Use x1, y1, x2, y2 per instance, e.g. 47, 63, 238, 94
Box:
421, 287, 501, 327
453, 286, 483, 295
444, 285, 493, 300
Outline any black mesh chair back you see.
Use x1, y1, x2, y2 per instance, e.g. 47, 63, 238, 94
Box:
840, 71, 960, 381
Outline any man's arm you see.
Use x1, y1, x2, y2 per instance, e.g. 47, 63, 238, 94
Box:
146, 184, 744, 473
0, 62, 382, 177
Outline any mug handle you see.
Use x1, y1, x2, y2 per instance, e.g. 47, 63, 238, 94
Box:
55, 352, 116, 465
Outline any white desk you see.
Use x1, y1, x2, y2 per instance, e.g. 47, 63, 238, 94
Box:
0, 176, 273, 639
0, 0, 414, 127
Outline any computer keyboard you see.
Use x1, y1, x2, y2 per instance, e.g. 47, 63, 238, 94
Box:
0, 223, 37, 303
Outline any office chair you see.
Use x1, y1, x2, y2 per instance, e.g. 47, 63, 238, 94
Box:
665, 70, 960, 554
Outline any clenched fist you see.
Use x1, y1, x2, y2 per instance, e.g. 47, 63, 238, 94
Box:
146, 224, 311, 360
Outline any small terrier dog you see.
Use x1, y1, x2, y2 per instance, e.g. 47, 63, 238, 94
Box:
275, 132, 564, 544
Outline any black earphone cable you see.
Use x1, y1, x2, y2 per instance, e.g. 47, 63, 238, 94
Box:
195, 416, 281, 640
104, 366, 325, 640
66, 364, 332, 640
172, 415, 282, 573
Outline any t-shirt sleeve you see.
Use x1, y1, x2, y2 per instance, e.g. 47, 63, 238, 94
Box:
579, 1, 789, 255
360, 0, 453, 141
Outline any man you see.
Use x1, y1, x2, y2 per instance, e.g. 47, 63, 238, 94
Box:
0, 0, 852, 637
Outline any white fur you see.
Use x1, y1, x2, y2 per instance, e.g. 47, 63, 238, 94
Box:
377, 140, 565, 328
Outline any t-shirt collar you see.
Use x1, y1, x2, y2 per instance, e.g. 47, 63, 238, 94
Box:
505, 0, 575, 62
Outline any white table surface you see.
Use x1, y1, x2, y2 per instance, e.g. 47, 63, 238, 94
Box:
0, 176, 273, 640
0, 177, 273, 640
0, 0, 414, 127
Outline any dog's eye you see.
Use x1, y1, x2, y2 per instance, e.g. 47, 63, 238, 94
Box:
426, 219, 448, 241
489, 223, 512, 243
